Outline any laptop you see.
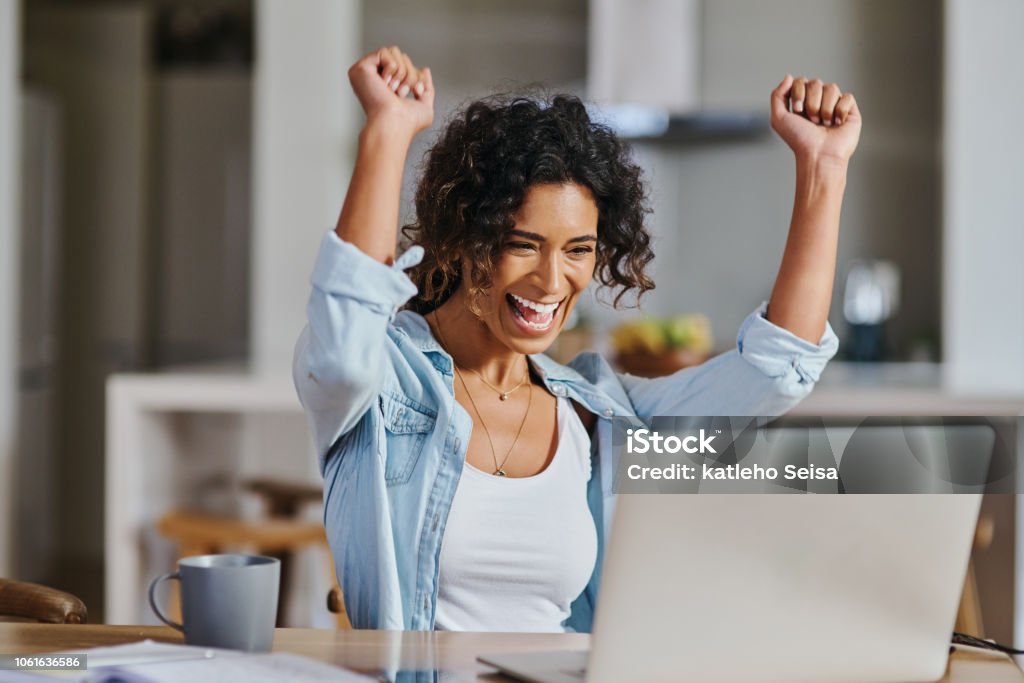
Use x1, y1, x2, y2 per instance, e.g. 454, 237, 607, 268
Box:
479, 423, 996, 683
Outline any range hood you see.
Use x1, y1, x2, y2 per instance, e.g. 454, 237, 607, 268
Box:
587, 0, 767, 142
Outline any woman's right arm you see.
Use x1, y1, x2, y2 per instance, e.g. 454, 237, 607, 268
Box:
294, 47, 434, 464
336, 46, 434, 263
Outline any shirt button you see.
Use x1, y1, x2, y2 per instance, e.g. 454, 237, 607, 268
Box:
453, 437, 461, 452
603, 408, 614, 417
552, 384, 567, 396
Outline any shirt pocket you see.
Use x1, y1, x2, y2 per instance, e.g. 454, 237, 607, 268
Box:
380, 392, 437, 486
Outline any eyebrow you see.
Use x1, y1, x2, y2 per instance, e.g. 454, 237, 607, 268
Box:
507, 229, 597, 245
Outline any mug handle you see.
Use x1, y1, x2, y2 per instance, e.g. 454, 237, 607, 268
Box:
148, 571, 184, 632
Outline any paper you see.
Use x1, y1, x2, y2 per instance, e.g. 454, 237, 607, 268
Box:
85, 651, 376, 683
10, 640, 378, 683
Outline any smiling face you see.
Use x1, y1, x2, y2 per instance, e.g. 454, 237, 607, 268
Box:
468, 182, 599, 355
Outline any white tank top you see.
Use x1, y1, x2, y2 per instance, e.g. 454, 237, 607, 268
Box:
434, 397, 598, 632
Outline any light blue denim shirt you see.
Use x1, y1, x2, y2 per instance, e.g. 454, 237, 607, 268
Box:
294, 230, 839, 632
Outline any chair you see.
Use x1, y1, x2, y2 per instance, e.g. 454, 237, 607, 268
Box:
0, 579, 88, 624
326, 585, 352, 629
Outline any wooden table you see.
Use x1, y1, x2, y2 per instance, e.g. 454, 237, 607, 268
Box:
2, 623, 1023, 682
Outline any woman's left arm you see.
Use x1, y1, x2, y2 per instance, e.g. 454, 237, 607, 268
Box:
617, 76, 859, 418
766, 75, 862, 342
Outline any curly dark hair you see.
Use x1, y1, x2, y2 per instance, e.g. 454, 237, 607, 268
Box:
400, 93, 655, 315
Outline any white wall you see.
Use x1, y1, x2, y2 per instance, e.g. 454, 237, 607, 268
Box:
943, 0, 1024, 394
251, 0, 362, 375
0, 0, 22, 578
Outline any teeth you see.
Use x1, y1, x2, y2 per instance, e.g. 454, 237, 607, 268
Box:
511, 305, 555, 330
510, 293, 560, 314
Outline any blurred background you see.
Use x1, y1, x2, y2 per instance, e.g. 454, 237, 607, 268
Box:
0, 0, 1022, 640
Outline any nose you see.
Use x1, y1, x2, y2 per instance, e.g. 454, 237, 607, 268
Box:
537, 249, 562, 294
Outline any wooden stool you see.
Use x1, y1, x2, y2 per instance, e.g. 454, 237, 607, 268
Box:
243, 478, 322, 517
156, 509, 329, 626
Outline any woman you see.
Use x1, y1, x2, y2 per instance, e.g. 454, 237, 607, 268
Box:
294, 46, 859, 631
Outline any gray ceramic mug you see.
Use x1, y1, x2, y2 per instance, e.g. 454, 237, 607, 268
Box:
148, 554, 280, 652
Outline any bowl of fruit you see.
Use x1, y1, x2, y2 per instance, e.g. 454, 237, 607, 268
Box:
610, 314, 713, 377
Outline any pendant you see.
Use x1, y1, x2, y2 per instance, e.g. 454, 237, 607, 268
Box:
495, 469, 507, 477
499, 393, 509, 401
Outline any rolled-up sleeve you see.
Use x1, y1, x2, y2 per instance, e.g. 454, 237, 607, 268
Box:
308, 232, 423, 316
293, 231, 423, 466
622, 302, 839, 417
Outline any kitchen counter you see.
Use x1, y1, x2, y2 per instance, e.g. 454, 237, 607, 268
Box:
796, 362, 1024, 415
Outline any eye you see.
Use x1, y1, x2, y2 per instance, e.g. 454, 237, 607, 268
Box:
568, 246, 595, 257
505, 241, 536, 252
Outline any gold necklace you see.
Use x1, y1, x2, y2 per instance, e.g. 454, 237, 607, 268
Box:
456, 367, 532, 476
433, 312, 533, 476
466, 365, 529, 401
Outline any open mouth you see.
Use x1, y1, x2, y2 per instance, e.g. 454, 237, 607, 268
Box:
506, 293, 561, 332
